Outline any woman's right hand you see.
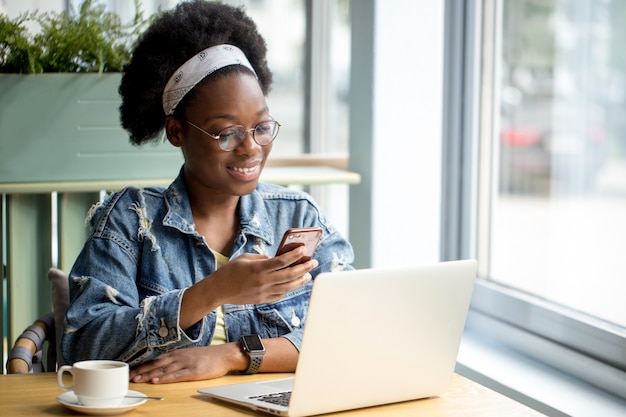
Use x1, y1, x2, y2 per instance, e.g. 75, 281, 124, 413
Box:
212, 247, 317, 305
180, 246, 317, 329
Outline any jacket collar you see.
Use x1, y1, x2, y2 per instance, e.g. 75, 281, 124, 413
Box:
162, 169, 276, 245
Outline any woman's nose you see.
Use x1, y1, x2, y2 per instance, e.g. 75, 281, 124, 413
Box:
235, 129, 262, 155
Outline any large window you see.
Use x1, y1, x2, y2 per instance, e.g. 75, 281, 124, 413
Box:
242, 0, 350, 157
491, 0, 626, 328
468, 0, 626, 400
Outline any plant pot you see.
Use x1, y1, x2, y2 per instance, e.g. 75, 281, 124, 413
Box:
0, 73, 182, 186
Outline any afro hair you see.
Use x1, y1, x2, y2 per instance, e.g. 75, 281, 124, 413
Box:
119, 0, 272, 145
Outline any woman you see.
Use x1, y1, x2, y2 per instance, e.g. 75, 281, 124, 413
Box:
61, 0, 354, 383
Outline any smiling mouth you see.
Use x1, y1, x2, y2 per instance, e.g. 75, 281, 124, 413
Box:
230, 165, 259, 174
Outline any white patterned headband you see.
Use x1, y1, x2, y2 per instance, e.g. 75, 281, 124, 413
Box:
162, 44, 257, 116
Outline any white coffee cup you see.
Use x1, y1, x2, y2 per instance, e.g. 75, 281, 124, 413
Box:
57, 360, 129, 407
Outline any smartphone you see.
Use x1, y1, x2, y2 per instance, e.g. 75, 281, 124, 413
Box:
275, 227, 323, 266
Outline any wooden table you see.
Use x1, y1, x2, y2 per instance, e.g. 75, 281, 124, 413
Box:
0, 372, 544, 416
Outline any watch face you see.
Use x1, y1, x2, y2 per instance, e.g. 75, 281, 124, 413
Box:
243, 335, 264, 351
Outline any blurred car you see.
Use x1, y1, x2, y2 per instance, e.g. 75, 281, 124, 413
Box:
499, 97, 607, 194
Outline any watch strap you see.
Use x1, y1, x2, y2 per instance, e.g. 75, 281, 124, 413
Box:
240, 335, 265, 374
245, 353, 263, 374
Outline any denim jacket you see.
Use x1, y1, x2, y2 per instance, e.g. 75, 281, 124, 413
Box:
61, 172, 354, 366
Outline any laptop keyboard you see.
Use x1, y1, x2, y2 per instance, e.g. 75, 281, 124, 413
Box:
250, 391, 292, 407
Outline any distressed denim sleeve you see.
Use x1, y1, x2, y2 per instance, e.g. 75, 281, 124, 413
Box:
281, 329, 304, 351
61, 237, 209, 366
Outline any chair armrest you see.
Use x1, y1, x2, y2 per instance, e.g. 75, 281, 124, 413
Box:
6, 316, 52, 374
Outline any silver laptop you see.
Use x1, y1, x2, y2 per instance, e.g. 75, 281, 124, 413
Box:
198, 259, 477, 417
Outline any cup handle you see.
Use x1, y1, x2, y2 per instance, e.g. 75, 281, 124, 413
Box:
57, 365, 74, 391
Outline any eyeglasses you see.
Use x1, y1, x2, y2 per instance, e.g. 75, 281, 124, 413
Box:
183, 118, 281, 151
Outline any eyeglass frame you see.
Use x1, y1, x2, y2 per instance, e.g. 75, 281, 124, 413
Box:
181, 117, 281, 151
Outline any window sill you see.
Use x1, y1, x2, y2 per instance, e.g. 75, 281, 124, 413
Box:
456, 326, 626, 417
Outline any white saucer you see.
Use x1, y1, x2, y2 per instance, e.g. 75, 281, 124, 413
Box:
56, 390, 147, 415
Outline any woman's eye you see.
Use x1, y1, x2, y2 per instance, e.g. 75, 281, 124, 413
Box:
256, 124, 271, 134
219, 128, 241, 139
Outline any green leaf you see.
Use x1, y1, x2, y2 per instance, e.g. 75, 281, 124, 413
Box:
0, 0, 152, 73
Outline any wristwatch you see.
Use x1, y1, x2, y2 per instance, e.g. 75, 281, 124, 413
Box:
239, 334, 266, 374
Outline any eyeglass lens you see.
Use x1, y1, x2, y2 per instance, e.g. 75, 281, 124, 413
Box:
219, 121, 279, 150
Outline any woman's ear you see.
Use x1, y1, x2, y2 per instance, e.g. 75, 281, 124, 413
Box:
165, 116, 184, 147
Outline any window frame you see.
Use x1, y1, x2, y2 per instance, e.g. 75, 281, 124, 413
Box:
443, 0, 626, 401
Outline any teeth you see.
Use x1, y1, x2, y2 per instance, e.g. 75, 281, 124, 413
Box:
232, 166, 258, 173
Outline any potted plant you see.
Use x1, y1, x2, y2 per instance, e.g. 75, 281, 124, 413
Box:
0, 0, 148, 74
0, 0, 182, 186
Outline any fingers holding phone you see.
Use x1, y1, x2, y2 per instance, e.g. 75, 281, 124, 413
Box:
275, 227, 322, 268
189, 228, 321, 308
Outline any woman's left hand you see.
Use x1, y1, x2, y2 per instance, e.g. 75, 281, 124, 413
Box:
129, 344, 241, 384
